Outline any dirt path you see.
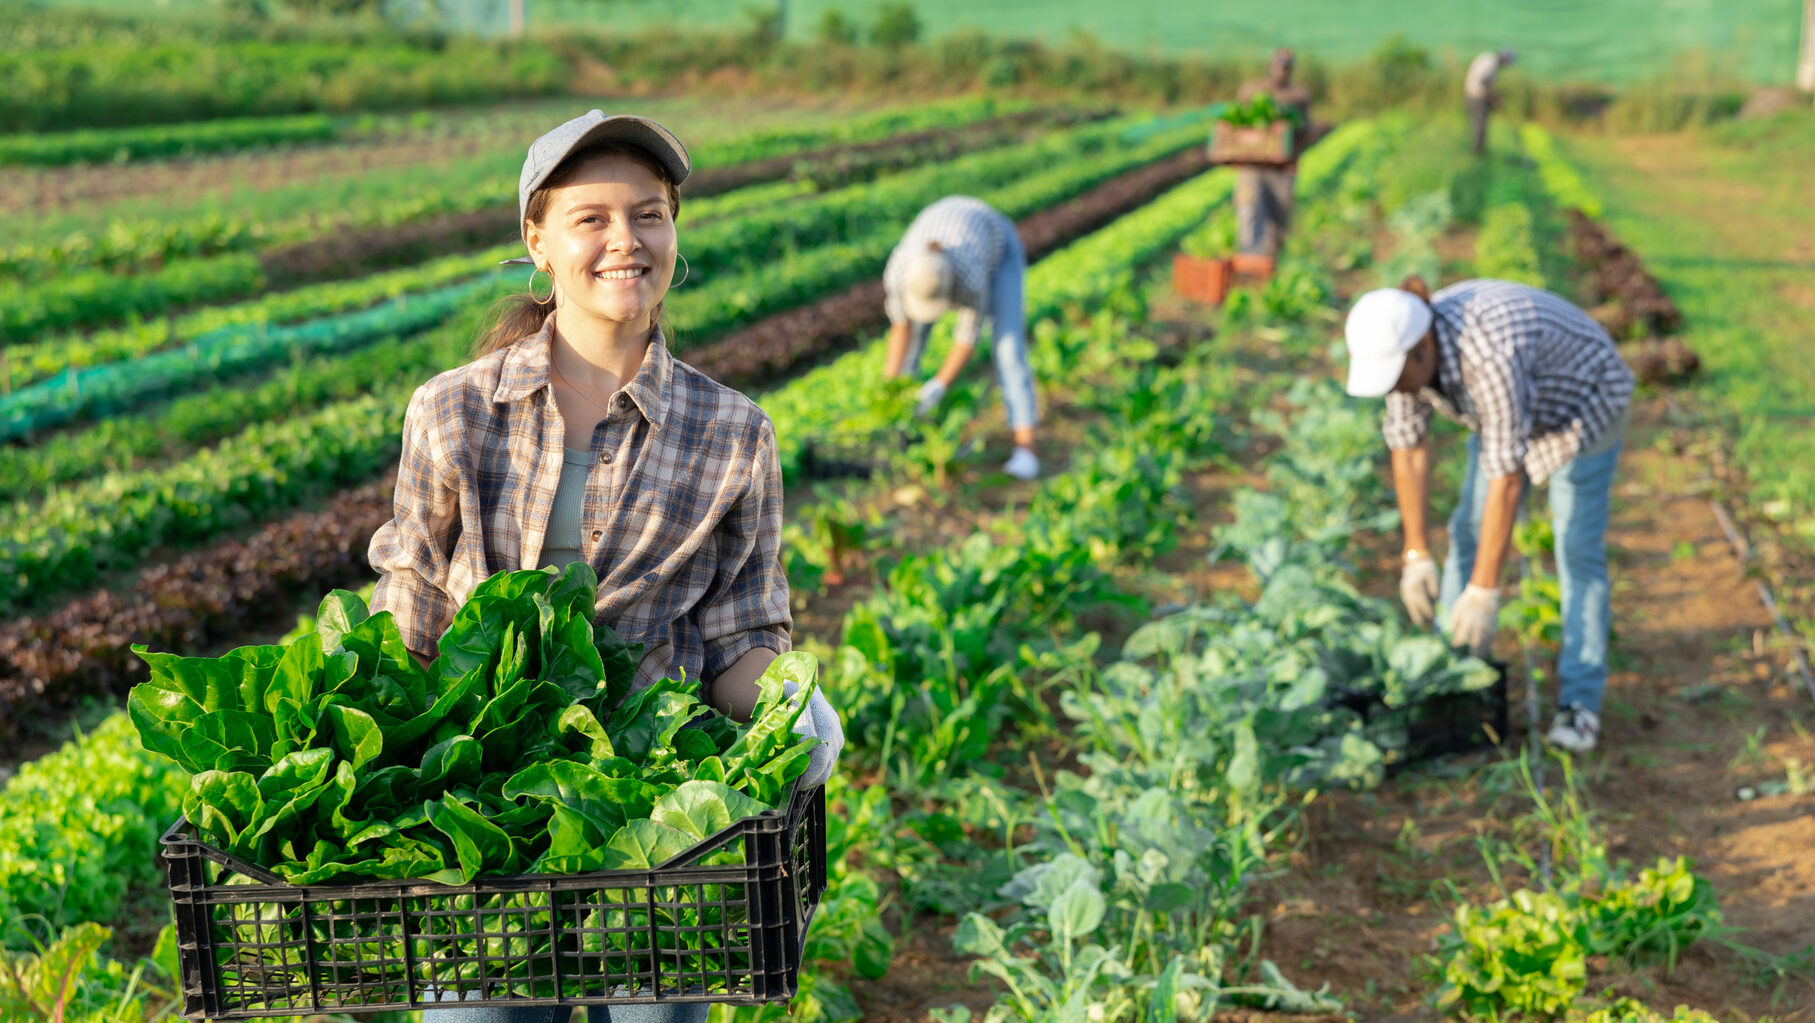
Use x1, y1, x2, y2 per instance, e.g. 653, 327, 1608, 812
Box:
1240, 390, 1815, 1019
1187, 209, 1815, 1016
1566, 123, 1815, 660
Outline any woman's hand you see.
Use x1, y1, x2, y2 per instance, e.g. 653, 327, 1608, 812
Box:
783, 680, 844, 789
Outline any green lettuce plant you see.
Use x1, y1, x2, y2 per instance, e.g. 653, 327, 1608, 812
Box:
128, 562, 819, 886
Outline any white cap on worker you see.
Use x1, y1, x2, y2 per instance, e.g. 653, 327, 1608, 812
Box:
900, 248, 956, 324
1344, 288, 1434, 397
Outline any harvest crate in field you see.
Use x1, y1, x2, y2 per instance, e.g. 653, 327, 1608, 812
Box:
1334, 662, 1510, 773
1209, 120, 1298, 166
161, 785, 827, 1019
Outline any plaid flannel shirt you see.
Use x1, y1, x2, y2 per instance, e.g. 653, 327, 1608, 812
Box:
1383, 280, 1634, 484
368, 315, 791, 693
883, 196, 1011, 346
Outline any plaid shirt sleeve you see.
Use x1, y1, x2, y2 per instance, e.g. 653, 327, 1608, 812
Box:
367, 385, 462, 660
695, 420, 793, 679
1382, 391, 1433, 451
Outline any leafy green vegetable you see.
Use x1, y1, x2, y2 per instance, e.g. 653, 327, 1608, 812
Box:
129, 562, 818, 887
1218, 93, 1306, 130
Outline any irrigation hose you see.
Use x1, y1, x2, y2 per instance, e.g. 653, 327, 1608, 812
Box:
1659, 392, 1815, 704
1707, 498, 1815, 702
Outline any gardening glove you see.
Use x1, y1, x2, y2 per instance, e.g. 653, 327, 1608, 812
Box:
1399, 553, 1440, 627
914, 378, 947, 419
783, 680, 844, 789
1447, 584, 1501, 658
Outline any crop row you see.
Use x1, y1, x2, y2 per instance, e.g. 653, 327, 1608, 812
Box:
0, 112, 1189, 458
0, 111, 1063, 393
0, 158, 1244, 952
0, 111, 1157, 425
1474, 174, 1547, 287
1519, 123, 1604, 220
0, 142, 1238, 755
762, 118, 1381, 477
0, 112, 338, 167
0, 118, 1210, 614
0, 121, 1401, 1015
895, 117, 1499, 1020
262, 107, 1097, 291
686, 145, 1216, 392
0, 174, 814, 396
0, 131, 1201, 505
761, 119, 1450, 1019
0, 105, 1115, 344
0, 714, 186, 936
0, 96, 1021, 281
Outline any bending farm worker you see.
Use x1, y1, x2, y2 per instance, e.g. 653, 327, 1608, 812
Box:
1344, 276, 1634, 754
1465, 47, 1517, 155
882, 195, 1040, 480
1232, 46, 1312, 273
366, 112, 842, 1023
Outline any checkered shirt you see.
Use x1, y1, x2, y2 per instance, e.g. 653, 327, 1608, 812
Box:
883, 196, 1012, 346
1382, 280, 1634, 484
368, 315, 791, 693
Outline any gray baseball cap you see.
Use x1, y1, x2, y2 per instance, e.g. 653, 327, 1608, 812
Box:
502, 110, 691, 264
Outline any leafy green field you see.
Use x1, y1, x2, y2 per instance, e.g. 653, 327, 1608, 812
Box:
536, 0, 1799, 83
2, 17, 1813, 1013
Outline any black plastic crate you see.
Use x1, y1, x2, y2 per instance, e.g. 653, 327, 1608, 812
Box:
160, 783, 826, 1019
1330, 661, 1509, 774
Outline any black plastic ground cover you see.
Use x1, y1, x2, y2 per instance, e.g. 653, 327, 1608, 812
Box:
160, 785, 827, 1019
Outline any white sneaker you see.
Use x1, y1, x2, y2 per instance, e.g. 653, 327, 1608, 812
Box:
1546, 705, 1601, 753
1003, 447, 1040, 480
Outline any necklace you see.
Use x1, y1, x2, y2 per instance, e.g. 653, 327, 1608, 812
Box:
550, 352, 616, 417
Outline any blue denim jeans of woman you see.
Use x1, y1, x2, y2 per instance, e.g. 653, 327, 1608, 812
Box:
899, 226, 1036, 430
425, 1002, 709, 1023
1438, 431, 1622, 714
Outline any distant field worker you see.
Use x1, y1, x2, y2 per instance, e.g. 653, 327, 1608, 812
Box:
882, 195, 1039, 481
1344, 276, 1634, 754
1465, 48, 1517, 155
1232, 47, 1312, 269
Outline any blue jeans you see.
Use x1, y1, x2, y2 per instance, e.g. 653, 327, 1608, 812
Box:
1440, 432, 1622, 714
425, 1004, 708, 1023
901, 226, 1036, 430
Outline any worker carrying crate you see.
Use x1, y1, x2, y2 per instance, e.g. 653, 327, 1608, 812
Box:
1211, 47, 1313, 279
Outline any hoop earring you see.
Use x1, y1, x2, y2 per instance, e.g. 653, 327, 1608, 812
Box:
528, 266, 554, 304
670, 253, 689, 289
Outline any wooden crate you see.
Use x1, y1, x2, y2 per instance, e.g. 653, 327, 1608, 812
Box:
1209, 120, 1297, 166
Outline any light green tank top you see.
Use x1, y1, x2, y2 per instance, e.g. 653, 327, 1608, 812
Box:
537, 449, 594, 570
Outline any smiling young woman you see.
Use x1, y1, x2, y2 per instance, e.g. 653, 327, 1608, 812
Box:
366, 113, 843, 1023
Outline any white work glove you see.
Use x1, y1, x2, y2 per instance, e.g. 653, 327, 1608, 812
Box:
1447, 584, 1501, 658
1399, 553, 1440, 627
914, 378, 947, 419
782, 680, 844, 789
